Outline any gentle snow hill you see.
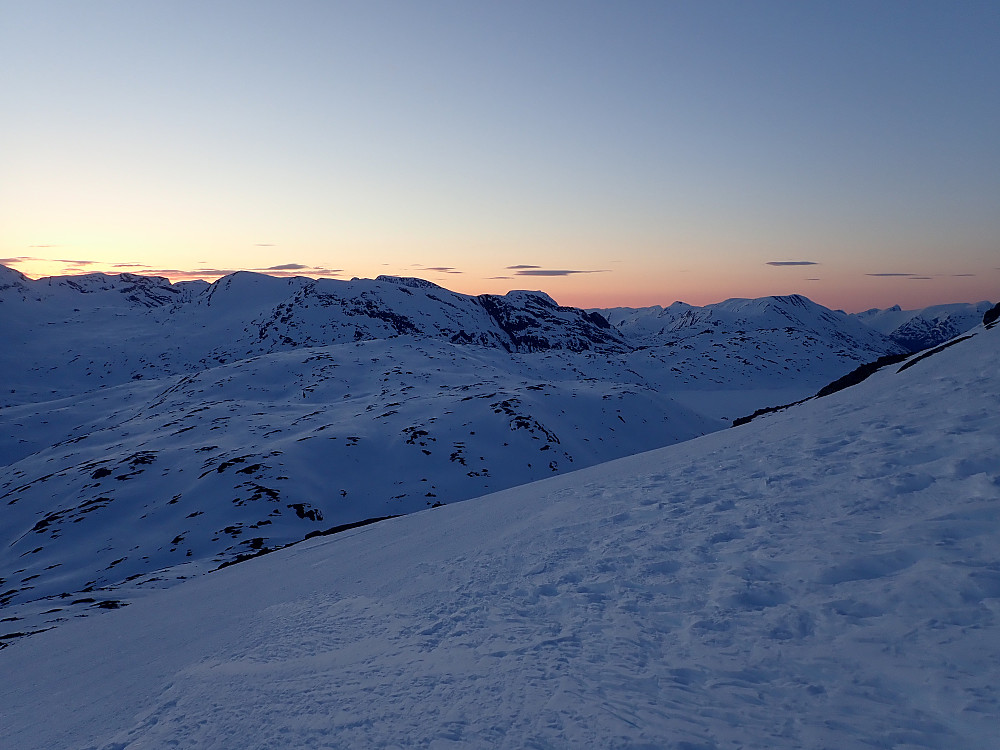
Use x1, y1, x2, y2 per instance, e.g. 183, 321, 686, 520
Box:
2, 324, 997, 749
853, 300, 994, 352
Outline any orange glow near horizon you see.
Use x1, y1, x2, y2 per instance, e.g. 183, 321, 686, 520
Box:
2, 253, 995, 314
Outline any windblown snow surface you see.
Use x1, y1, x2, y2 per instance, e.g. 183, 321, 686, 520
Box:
2, 324, 998, 748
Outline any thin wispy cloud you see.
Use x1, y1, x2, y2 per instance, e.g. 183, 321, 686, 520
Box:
254, 243, 276, 247
73, 262, 350, 281
265, 268, 343, 278
5, 258, 339, 282
866, 273, 915, 277
487, 276, 513, 280
146, 268, 237, 279
28, 244, 59, 248
506, 264, 542, 270
766, 261, 818, 266
952, 273, 976, 277
514, 269, 609, 277
411, 264, 463, 274
908, 276, 933, 280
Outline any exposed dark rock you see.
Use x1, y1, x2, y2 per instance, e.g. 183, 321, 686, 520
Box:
897, 335, 974, 373
816, 352, 912, 397
93, 600, 126, 609
732, 351, 912, 427
287, 503, 323, 521
303, 515, 399, 540
984, 302, 1000, 327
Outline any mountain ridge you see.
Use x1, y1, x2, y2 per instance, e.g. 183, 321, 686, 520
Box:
1, 267, 629, 406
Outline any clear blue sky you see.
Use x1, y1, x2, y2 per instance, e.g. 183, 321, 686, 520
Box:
2, 0, 997, 310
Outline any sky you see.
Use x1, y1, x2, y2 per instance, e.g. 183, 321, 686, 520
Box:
1, 0, 998, 312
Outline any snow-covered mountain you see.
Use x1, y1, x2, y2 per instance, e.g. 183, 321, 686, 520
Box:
3, 270, 904, 410
2, 309, 997, 749
600, 294, 906, 418
853, 300, 994, 352
1, 269, 623, 407
0, 268, 910, 635
602, 293, 900, 354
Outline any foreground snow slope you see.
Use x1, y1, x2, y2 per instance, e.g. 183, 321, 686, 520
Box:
3, 322, 998, 748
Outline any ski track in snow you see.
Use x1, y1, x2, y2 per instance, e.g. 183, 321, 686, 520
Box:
1, 325, 998, 749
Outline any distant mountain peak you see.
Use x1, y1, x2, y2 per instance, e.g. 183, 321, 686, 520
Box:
0, 263, 30, 290
852, 300, 994, 352
375, 275, 444, 290
499, 289, 559, 306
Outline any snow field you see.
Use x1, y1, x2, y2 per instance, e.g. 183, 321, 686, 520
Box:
1, 325, 997, 748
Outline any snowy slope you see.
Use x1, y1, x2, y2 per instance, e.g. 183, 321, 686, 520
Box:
0, 269, 912, 637
0, 338, 714, 627
1, 322, 997, 749
853, 300, 994, 352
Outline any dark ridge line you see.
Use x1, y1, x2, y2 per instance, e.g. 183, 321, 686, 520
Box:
982, 302, 999, 327
730, 397, 810, 427
896, 335, 974, 373
733, 326, 986, 428
214, 515, 400, 571
816, 352, 912, 396
731, 351, 914, 427
303, 515, 400, 541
